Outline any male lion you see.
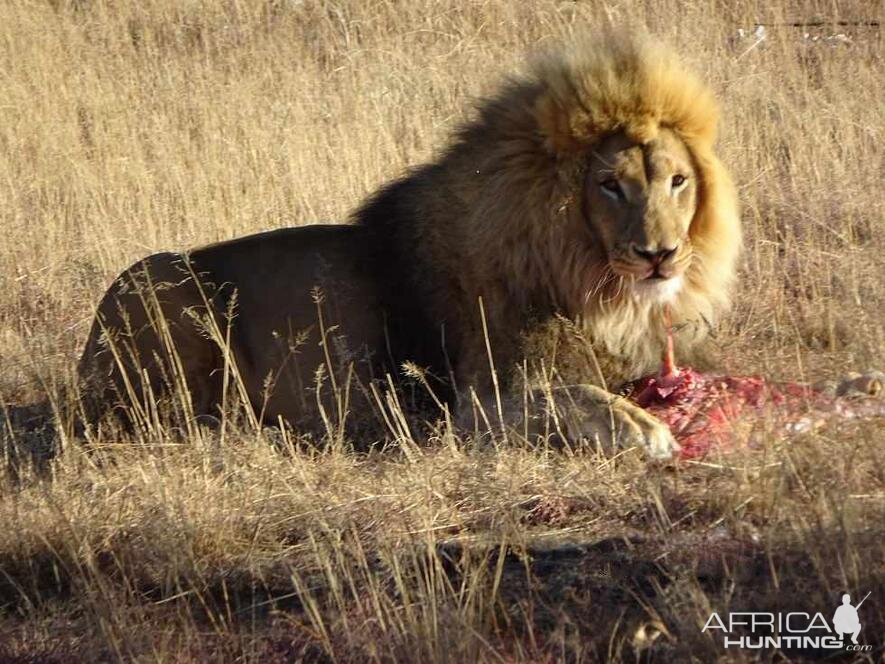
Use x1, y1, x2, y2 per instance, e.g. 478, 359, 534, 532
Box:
64, 33, 741, 459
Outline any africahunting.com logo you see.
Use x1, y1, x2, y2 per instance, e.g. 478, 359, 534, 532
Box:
702, 592, 873, 652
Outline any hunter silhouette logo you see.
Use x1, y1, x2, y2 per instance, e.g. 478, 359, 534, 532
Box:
702, 592, 873, 652
833, 592, 870, 645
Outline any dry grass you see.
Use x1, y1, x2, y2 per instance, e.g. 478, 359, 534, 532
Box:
0, 0, 883, 661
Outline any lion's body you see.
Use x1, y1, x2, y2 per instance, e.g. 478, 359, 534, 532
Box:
78, 226, 403, 433
71, 32, 740, 455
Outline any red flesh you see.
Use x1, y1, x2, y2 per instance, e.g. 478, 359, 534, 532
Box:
627, 306, 884, 458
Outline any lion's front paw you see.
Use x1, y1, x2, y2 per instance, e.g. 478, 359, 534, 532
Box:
557, 385, 679, 461
616, 405, 681, 461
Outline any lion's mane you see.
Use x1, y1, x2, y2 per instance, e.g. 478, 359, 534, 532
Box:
356, 30, 741, 388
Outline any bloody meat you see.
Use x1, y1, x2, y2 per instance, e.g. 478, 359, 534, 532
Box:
627, 307, 885, 458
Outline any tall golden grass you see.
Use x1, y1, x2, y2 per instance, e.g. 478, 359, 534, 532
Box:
0, 0, 882, 661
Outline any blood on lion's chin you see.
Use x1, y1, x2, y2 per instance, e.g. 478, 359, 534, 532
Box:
631, 275, 684, 303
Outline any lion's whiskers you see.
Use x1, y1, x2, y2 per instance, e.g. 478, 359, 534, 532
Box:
585, 265, 616, 305
601, 274, 627, 306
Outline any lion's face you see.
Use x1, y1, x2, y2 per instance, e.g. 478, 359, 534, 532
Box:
583, 128, 697, 302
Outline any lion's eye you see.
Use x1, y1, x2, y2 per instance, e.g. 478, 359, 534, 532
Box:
600, 178, 622, 197
671, 174, 687, 189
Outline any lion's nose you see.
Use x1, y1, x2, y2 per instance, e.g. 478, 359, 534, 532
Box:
632, 245, 677, 265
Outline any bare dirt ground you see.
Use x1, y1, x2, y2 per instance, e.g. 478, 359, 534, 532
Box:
0, 1, 882, 661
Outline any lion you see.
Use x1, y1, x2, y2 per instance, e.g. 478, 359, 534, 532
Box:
33, 32, 744, 458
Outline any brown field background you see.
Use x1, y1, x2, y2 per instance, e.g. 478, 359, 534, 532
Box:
0, 0, 883, 661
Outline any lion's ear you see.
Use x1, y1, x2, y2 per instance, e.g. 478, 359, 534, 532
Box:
534, 90, 590, 156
